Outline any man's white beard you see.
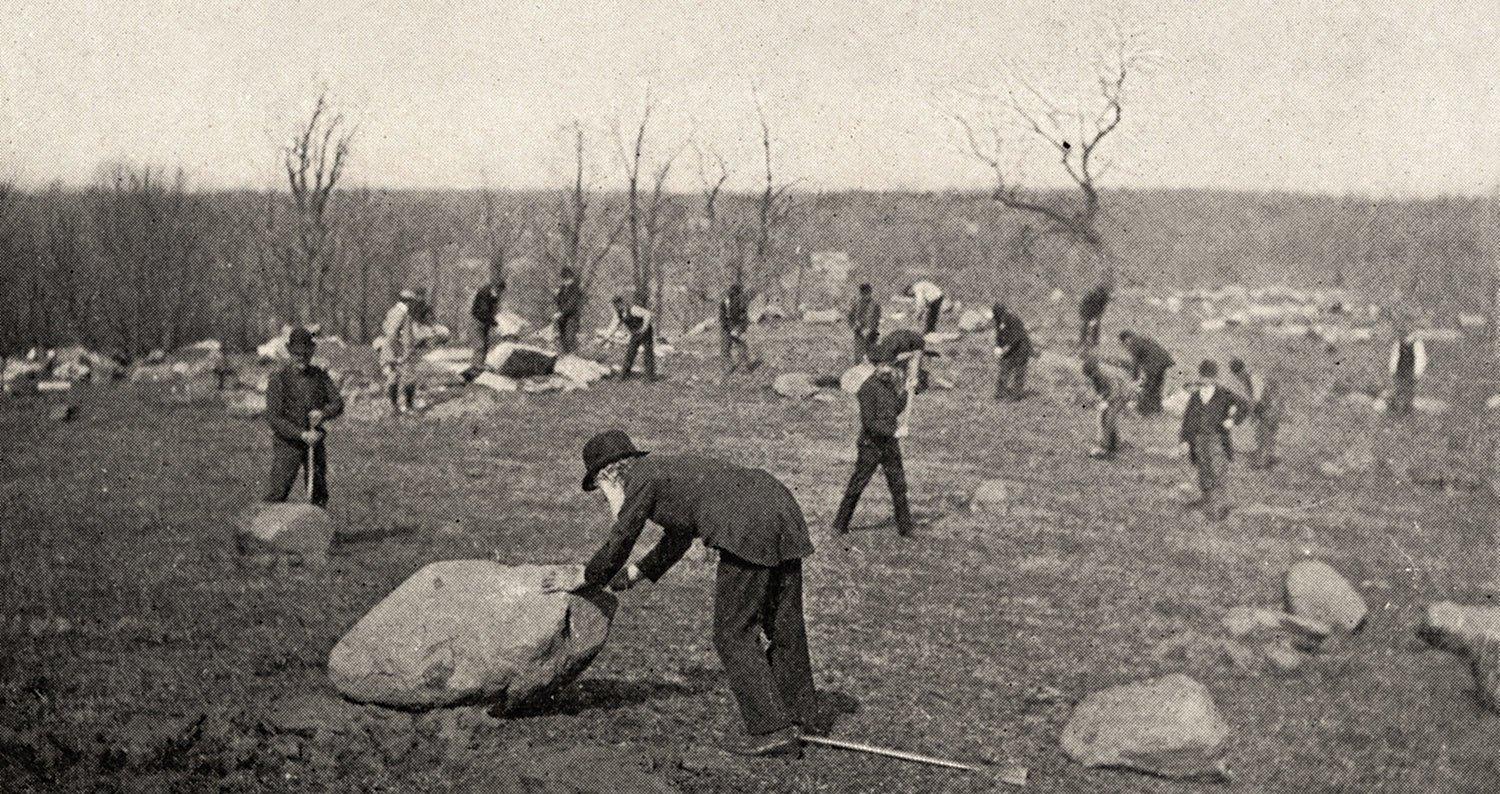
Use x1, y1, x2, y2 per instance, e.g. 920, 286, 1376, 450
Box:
600, 480, 625, 518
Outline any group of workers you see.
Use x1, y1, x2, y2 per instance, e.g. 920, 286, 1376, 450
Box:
256, 271, 1437, 758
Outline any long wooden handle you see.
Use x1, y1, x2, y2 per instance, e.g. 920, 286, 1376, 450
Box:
800, 735, 981, 772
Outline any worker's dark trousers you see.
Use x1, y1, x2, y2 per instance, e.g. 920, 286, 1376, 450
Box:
995, 356, 1028, 400
721, 328, 750, 369
471, 321, 493, 369
264, 441, 328, 507
831, 438, 912, 535
1389, 375, 1417, 416
1137, 368, 1168, 415
622, 330, 656, 379
1079, 317, 1101, 348
1190, 433, 1228, 518
557, 315, 579, 355
1250, 406, 1280, 468
923, 297, 944, 334
853, 329, 879, 361
1095, 403, 1121, 456
713, 553, 817, 736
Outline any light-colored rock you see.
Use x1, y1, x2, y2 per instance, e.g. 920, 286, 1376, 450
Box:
1060, 674, 1229, 780
1263, 641, 1307, 673
47, 404, 78, 422
222, 391, 266, 418
1284, 560, 1366, 632
923, 331, 961, 345
473, 372, 519, 392
773, 372, 819, 400
802, 308, 843, 324
492, 311, 529, 338
553, 355, 611, 386
957, 308, 991, 332
1163, 389, 1191, 418
235, 503, 333, 565
840, 363, 875, 394
1418, 602, 1500, 656
970, 479, 1011, 512
328, 561, 616, 711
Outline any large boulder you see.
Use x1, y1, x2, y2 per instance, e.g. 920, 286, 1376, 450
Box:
486, 343, 556, 378
1060, 674, 1229, 780
553, 355, 611, 386
235, 502, 333, 566
773, 372, 820, 400
328, 561, 616, 711
1284, 560, 1366, 632
1417, 602, 1500, 656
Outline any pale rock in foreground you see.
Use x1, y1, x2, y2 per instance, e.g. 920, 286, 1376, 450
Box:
1060, 673, 1230, 780
235, 502, 333, 566
1284, 560, 1366, 632
1417, 602, 1500, 656
328, 561, 616, 711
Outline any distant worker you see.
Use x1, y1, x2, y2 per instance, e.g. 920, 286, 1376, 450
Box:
1082, 356, 1134, 460
719, 283, 754, 373
263, 328, 344, 508
991, 303, 1032, 401
906, 279, 945, 334
1228, 357, 1282, 469
541, 430, 830, 756
469, 277, 506, 369
1387, 328, 1428, 417
553, 268, 583, 355
379, 288, 425, 413
846, 283, 881, 361
1178, 360, 1249, 520
606, 295, 657, 381
1078, 279, 1112, 349
831, 338, 916, 537
1119, 330, 1175, 416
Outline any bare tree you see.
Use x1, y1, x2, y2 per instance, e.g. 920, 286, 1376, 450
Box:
279, 92, 354, 323
948, 26, 1150, 275
479, 184, 526, 285
615, 98, 686, 320
539, 121, 625, 306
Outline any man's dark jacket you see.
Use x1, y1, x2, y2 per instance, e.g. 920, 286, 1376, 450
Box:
264, 364, 344, 447
848, 295, 880, 332
856, 369, 907, 444
1079, 285, 1111, 320
1179, 386, 1250, 461
555, 281, 582, 319
720, 292, 749, 334
993, 308, 1032, 362
1126, 336, 1174, 377
471, 286, 502, 326
583, 454, 813, 588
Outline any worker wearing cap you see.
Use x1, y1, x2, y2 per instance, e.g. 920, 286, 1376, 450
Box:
1119, 329, 1175, 415
847, 283, 881, 361
263, 328, 344, 507
552, 268, 583, 355
831, 338, 916, 537
379, 288, 425, 413
541, 430, 827, 757
906, 279, 945, 334
1178, 360, 1250, 520
992, 303, 1032, 401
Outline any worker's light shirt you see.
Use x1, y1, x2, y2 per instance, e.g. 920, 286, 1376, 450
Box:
1198, 384, 1217, 404
1388, 338, 1428, 378
910, 281, 944, 306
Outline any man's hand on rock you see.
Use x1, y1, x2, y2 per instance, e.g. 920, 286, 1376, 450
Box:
540, 565, 586, 594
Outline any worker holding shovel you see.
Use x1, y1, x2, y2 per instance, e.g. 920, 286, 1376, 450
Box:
262, 327, 343, 508
542, 430, 833, 757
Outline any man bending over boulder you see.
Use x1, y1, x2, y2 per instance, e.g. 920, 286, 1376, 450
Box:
543, 430, 831, 757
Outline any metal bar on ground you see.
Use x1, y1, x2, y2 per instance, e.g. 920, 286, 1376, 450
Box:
800, 735, 982, 772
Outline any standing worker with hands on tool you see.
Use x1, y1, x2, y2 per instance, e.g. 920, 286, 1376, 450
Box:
604, 295, 657, 381
541, 430, 832, 757
719, 283, 755, 374
469, 278, 505, 370
262, 328, 344, 508
991, 303, 1032, 401
830, 339, 919, 537
379, 288, 424, 414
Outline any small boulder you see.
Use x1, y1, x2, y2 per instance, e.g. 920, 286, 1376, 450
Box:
47, 404, 77, 422
222, 391, 265, 418
1417, 602, 1500, 656
773, 372, 819, 400
1284, 560, 1366, 632
970, 479, 1011, 513
802, 308, 843, 324
1060, 673, 1230, 780
235, 502, 333, 566
328, 561, 616, 711
957, 308, 991, 332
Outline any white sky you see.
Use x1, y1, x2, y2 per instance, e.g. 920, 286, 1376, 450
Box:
3, 0, 1497, 195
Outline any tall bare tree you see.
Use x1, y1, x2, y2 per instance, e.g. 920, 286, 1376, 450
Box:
539, 121, 625, 309
616, 98, 685, 319
280, 92, 354, 323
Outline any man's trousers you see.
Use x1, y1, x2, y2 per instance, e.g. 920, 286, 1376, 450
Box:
713, 553, 818, 736
264, 440, 328, 507
622, 331, 656, 379
831, 438, 912, 535
995, 356, 1028, 400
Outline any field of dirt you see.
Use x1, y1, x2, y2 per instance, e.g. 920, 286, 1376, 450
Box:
4, 292, 1500, 792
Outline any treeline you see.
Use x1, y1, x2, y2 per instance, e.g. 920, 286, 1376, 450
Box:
1, 169, 1495, 359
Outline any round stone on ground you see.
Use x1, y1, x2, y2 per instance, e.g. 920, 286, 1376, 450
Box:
235, 502, 333, 567
1060, 673, 1230, 780
1284, 559, 1367, 632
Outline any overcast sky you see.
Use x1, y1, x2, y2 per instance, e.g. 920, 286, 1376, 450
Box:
3, 0, 1497, 195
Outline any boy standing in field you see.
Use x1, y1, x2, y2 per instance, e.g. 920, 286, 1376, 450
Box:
379, 288, 424, 413
263, 328, 344, 508
1178, 360, 1249, 520
991, 303, 1032, 401
469, 278, 505, 369
719, 283, 754, 373
553, 268, 582, 355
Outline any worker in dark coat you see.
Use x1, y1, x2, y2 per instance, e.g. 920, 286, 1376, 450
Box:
262, 328, 344, 507
553, 268, 583, 355
992, 303, 1033, 401
831, 339, 915, 537
469, 278, 505, 369
1078, 281, 1111, 349
719, 283, 754, 373
607, 295, 656, 381
1387, 328, 1428, 417
1178, 360, 1250, 520
1082, 355, 1133, 460
846, 283, 881, 361
542, 431, 826, 757
1119, 330, 1175, 415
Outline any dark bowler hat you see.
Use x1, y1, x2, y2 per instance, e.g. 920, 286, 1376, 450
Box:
288, 327, 316, 352
581, 430, 649, 491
